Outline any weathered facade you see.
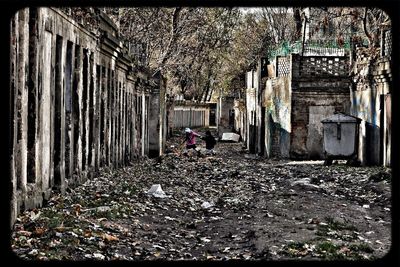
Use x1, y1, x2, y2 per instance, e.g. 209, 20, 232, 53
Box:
350, 29, 392, 166
263, 60, 292, 158
245, 58, 268, 154
10, 8, 165, 225
249, 41, 392, 165
289, 54, 351, 159
247, 52, 351, 159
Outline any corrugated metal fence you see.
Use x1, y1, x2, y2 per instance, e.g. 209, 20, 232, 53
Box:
173, 106, 209, 128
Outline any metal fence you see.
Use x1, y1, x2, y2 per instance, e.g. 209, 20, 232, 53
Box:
268, 39, 355, 60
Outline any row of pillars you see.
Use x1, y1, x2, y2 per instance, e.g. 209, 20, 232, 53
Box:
9, 8, 155, 225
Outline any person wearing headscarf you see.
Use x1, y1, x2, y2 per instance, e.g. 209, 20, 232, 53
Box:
182, 128, 201, 155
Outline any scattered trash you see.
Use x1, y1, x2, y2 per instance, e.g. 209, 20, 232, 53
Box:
146, 184, 168, 198
291, 178, 321, 191
10, 130, 391, 260
93, 253, 106, 260
220, 133, 240, 142
201, 201, 214, 209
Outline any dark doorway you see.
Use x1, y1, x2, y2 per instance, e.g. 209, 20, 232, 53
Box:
82, 49, 88, 171
65, 41, 73, 179
88, 53, 94, 170
249, 111, 256, 154
260, 107, 266, 156
27, 8, 38, 184
53, 35, 63, 189
229, 109, 235, 128
379, 94, 384, 165
209, 103, 216, 126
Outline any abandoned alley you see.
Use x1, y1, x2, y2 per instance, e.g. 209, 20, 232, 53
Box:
8, 6, 395, 262
11, 130, 392, 260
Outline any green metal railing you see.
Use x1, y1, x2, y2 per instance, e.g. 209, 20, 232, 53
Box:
267, 38, 368, 60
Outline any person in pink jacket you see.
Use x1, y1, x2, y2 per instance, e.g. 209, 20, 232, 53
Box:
182, 128, 201, 155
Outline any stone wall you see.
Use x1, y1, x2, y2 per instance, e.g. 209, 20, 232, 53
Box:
9, 8, 164, 225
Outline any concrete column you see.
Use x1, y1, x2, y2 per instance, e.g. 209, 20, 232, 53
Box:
118, 82, 122, 164
126, 91, 131, 161
40, 28, 53, 196
131, 89, 137, 158
60, 39, 68, 182
76, 47, 83, 176
148, 86, 161, 157
106, 67, 111, 166
10, 12, 19, 225
16, 9, 29, 198
141, 92, 146, 157
122, 83, 126, 164
114, 74, 118, 165
120, 83, 125, 164
94, 63, 101, 170
12, 10, 31, 218
117, 79, 121, 164
110, 74, 116, 166
82, 49, 90, 177
101, 66, 107, 165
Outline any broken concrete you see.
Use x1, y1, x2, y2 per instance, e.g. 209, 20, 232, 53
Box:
221, 133, 240, 143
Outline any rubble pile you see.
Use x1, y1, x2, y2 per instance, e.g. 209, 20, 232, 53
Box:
11, 130, 391, 260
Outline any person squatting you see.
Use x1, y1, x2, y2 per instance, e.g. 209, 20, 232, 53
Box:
182, 128, 216, 156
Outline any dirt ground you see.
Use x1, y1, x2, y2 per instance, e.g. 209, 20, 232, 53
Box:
11, 128, 392, 261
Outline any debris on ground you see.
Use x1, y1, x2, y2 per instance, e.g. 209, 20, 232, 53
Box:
11, 128, 391, 260
220, 133, 240, 142
146, 184, 168, 198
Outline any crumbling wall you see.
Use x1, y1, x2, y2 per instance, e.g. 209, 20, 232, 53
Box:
10, 8, 163, 226
351, 45, 392, 166
289, 54, 351, 159
263, 74, 291, 158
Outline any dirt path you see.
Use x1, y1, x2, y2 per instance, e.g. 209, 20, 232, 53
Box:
11, 130, 392, 260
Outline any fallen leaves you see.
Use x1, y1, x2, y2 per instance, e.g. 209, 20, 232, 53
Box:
10, 130, 391, 260
102, 233, 119, 242
33, 227, 46, 237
